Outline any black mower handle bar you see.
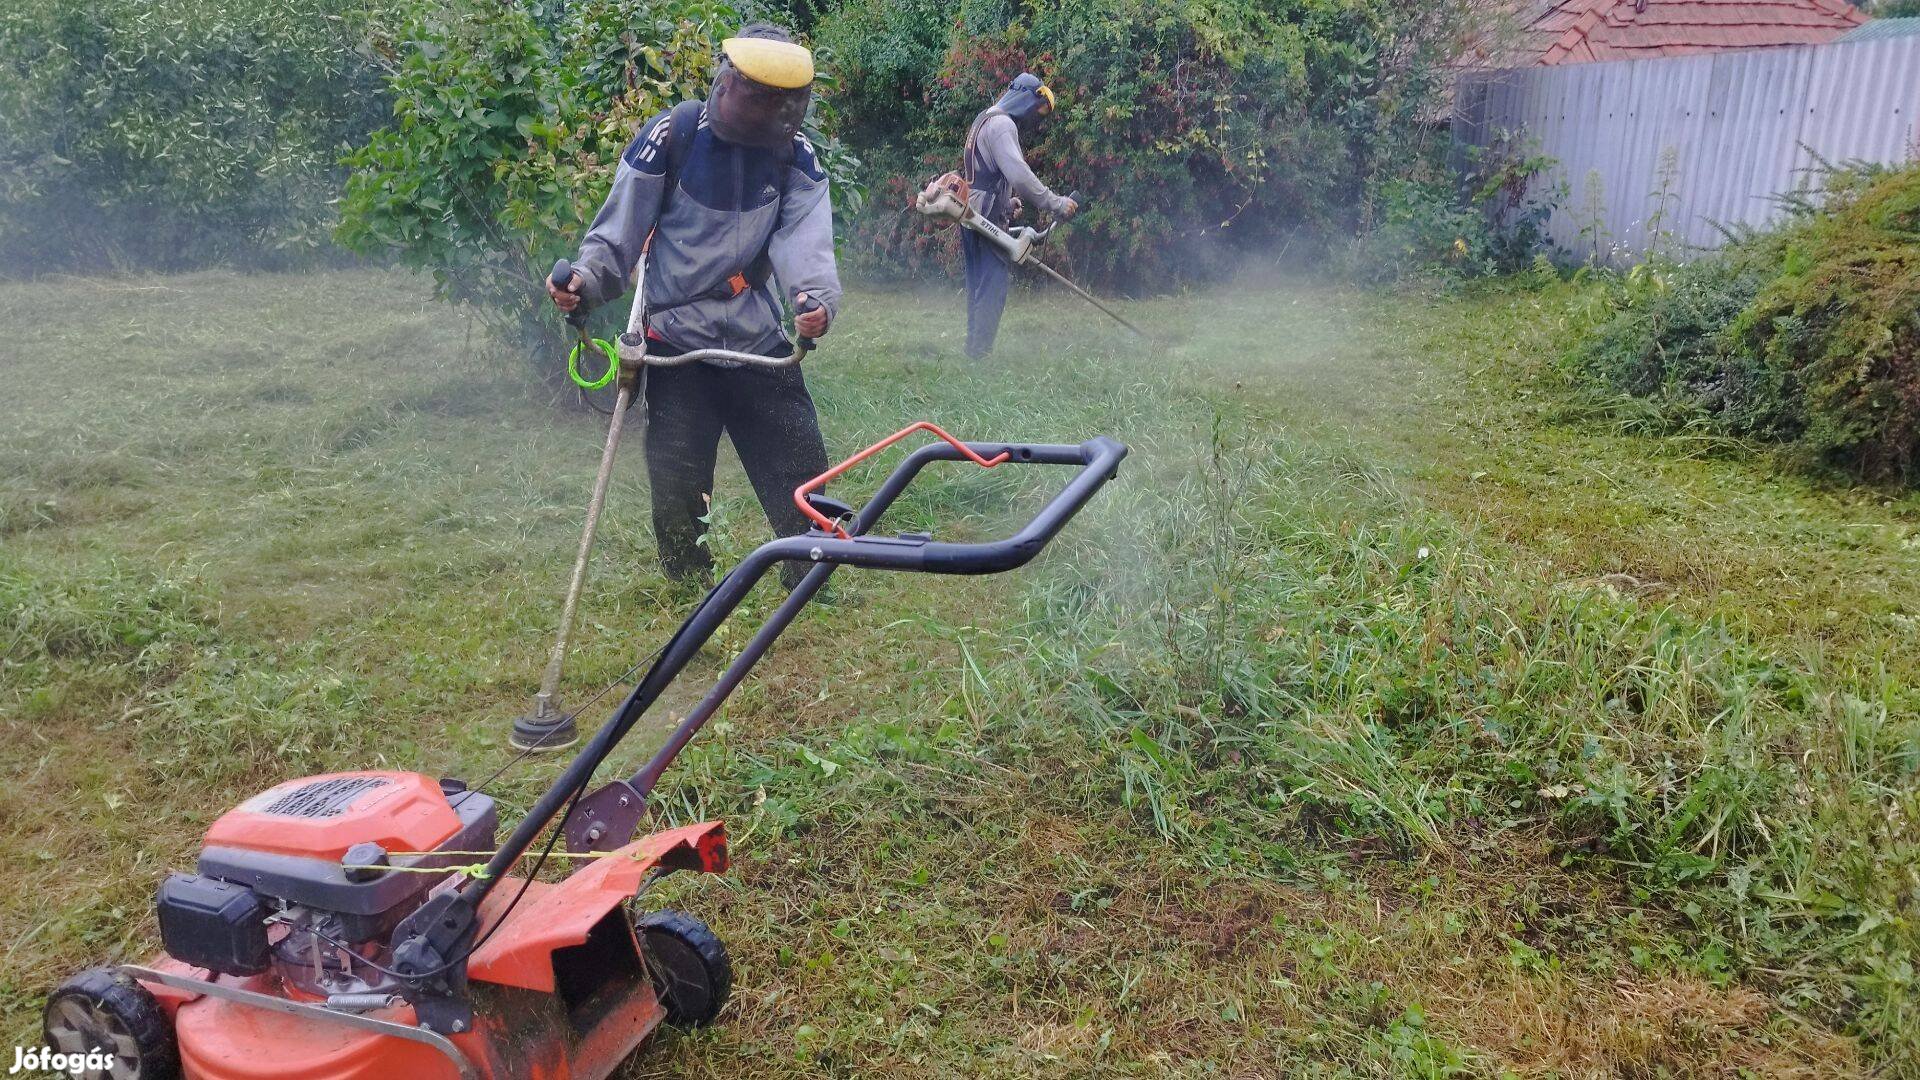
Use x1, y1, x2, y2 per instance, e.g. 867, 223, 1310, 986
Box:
462, 435, 1127, 908
777, 436, 1125, 575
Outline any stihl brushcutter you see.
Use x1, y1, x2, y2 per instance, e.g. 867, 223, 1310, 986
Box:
45, 415, 1127, 1079
913, 172, 1146, 339
511, 257, 823, 752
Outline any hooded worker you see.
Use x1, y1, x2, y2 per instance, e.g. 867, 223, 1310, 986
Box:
548, 23, 841, 590
960, 73, 1078, 360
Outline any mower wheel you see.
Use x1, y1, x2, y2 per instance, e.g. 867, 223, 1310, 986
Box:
43, 967, 179, 1080
636, 909, 732, 1028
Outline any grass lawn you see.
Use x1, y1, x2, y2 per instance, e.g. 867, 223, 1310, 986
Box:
2, 268, 1913, 1076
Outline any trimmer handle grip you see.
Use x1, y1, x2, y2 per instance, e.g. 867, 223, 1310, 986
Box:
794, 293, 822, 355
549, 257, 587, 329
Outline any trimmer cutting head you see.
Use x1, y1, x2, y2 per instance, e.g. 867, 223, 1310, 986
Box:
509, 692, 578, 752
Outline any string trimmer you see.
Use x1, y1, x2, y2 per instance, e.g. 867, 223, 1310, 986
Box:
512, 259, 822, 752
913, 172, 1146, 339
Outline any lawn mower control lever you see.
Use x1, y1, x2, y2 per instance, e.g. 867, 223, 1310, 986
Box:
796, 421, 1010, 537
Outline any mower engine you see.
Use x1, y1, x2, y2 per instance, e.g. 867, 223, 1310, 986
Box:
157, 771, 496, 1001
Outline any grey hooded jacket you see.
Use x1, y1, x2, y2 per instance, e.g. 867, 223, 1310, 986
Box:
964, 112, 1073, 227
572, 104, 841, 357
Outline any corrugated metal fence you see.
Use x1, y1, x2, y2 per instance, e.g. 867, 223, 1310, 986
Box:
1452, 37, 1920, 261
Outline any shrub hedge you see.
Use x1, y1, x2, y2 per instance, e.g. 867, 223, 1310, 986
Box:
1571, 164, 1920, 483
815, 0, 1478, 293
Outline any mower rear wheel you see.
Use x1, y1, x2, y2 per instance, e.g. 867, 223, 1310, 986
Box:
636, 909, 732, 1028
43, 967, 179, 1080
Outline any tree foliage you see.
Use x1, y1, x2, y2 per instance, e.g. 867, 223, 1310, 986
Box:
0, 0, 388, 273
336, 0, 861, 346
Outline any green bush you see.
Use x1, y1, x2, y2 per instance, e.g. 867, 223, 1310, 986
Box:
1336, 141, 1560, 286
1731, 168, 1920, 479
817, 0, 1478, 293
1570, 163, 1920, 482
1574, 252, 1781, 427
337, 0, 861, 348
0, 0, 389, 273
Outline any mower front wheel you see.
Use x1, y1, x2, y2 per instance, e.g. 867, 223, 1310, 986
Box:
43, 967, 179, 1080
636, 909, 732, 1028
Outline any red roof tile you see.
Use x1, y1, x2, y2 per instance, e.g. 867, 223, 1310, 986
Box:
1535, 0, 1865, 65
1464, 0, 1865, 68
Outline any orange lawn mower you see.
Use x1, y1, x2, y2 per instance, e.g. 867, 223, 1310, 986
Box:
43, 420, 1127, 1080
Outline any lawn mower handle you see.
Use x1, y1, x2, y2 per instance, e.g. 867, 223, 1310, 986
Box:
459, 434, 1126, 908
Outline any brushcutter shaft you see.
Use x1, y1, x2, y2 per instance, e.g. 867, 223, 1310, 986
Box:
518, 378, 634, 747
1026, 258, 1148, 339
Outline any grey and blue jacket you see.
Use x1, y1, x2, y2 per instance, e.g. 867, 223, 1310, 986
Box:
572, 104, 841, 357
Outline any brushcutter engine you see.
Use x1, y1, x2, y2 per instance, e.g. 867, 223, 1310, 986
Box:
155, 771, 496, 1001
913, 172, 1047, 264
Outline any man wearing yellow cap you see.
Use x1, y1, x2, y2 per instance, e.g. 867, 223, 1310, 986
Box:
548, 23, 841, 589
961, 73, 1077, 360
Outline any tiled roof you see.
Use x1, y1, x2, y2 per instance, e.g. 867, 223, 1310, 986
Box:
1467, 0, 1866, 67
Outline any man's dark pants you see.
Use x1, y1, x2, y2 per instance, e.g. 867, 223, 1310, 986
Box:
962, 229, 1012, 360
641, 349, 828, 590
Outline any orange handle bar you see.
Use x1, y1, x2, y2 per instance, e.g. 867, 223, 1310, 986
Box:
794, 421, 1011, 538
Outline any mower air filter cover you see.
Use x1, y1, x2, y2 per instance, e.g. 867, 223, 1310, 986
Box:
157, 873, 270, 976
194, 770, 497, 924
203, 771, 466, 861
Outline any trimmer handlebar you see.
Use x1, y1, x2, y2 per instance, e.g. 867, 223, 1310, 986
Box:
793, 294, 822, 356
610, 332, 798, 368
549, 258, 587, 330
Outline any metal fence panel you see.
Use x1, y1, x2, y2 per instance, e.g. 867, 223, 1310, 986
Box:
1455, 36, 1920, 261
